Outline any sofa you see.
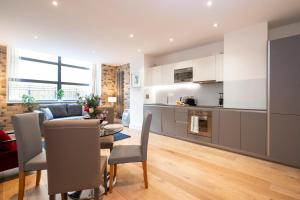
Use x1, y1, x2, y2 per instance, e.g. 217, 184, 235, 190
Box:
37, 104, 115, 136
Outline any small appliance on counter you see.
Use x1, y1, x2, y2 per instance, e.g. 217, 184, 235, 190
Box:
177, 96, 197, 106
218, 93, 223, 106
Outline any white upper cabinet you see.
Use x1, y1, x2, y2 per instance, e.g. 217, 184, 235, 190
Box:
161, 64, 174, 85
215, 54, 224, 82
174, 60, 193, 69
192, 56, 216, 82
151, 66, 162, 86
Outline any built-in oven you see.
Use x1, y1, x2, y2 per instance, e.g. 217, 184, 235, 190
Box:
174, 67, 193, 83
188, 110, 212, 138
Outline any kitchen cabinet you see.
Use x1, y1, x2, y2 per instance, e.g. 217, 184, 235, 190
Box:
174, 107, 188, 138
241, 112, 267, 155
212, 110, 220, 144
161, 64, 174, 85
219, 110, 241, 149
174, 60, 193, 69
215, 54, 224, 82
193, 56, 216, 82
161, 107, 175, 136
270, 114, 300, 167
151, 66, 162, 86
144, 106, 162, 134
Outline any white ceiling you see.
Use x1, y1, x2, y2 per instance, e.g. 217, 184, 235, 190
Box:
0, 0, 300, 64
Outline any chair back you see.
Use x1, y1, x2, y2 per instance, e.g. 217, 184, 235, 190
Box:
140, 112, 152, 160
44, 120, 101, 195
12, 113, 43, 170
98, 107, 114, 124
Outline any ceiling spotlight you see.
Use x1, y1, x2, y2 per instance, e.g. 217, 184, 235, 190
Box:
169, 38, 174, 43
33, 35, 38, 39
137, 49, 141, 53
129, 34, 134, 38
213, 23, 218, 28
52, 1, 58, 6
207, 0, 213, 7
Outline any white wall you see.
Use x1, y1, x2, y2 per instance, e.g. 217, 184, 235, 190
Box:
224, 22, 268, 109
269, 22, 300, 40
154, 41, 224, 65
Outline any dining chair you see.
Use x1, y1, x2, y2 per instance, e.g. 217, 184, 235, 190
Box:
12, 112, 47, 200
108, 112, 152, 193
43, 119, 107, 200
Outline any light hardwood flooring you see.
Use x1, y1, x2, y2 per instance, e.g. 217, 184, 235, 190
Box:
1, 128, 300, 200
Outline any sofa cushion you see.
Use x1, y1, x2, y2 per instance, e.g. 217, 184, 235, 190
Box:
41, 104, 68, 118
67, 104, 82, 116
0, 130, 17, 151
40, 108, 54, 120
51, 116, 84, 121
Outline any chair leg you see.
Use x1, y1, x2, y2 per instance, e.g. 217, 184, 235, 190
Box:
104, 167, 108, 194
109, 164, 114, 193
113, 164, 117, 178
36, 170, 41, 186
49, 194, 55, 200
142, 161, 148, 189
61, 193, 67, 200
18, 170, 26, 200
94, 187, 100, 200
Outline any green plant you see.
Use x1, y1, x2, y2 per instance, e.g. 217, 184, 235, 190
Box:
78, 94, 101, 119
57, 89, 64, 100
21, 94, 36, 112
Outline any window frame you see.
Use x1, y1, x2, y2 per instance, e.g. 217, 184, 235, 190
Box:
8, 55, 91, 102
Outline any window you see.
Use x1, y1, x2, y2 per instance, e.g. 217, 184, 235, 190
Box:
8, 49, 92, 102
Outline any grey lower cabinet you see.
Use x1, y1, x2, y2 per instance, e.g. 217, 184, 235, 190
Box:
161, 107, 176, 136
174, 107, 188, 138
219, 110, 241, 149
144, 106, 162, 134
270, 114, 300, 167
241, 112, 267, 155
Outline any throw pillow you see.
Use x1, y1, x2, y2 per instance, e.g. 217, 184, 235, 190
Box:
0, 130, 17, 151
41, 107, 54, 120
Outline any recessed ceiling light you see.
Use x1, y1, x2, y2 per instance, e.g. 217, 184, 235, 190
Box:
207, 1, 213, 7
33, 35, 38, 39
52, 1, 58, 6
169, 38, 174, 43
213, 23, 218, 28
129, 34, 134, 38
137, 49, 141, 53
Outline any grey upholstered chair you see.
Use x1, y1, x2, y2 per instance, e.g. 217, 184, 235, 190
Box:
108, 112, 152, 193
43, 120, 107, 200
12, 112, 47, 200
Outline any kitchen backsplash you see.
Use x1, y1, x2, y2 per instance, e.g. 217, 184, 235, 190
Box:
144, 82, 223, 106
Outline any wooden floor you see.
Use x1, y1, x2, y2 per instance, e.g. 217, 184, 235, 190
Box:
1, 128, 300, 200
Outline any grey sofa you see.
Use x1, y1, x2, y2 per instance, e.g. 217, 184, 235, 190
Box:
36, 103, 84, 135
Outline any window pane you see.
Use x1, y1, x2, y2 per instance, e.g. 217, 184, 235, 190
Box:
62, 85, 91, 100
61, 66, 91, 84
19, 49, 58, 62
61, 57, 92, 68
8, 81, 57, 101
15, 60, 58, 81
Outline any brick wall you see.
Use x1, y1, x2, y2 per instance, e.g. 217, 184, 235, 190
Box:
101, 64, 130, 117
0, 45, 25, 131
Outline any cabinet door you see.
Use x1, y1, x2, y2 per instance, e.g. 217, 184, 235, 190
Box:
161, 64, 174, 85
193, 56, 216, 82
174, 60, 193, 69
270, 114, 300, 167
144, 106, 162, 134
270, 35, 300, 115
212, 110, 220, 144
174, 107, 188, 138
215, 54, 224, 82
161, 107, 175, 136
241, 112, 267, 155
219, 110, 241, 149
151, 66, 162, 86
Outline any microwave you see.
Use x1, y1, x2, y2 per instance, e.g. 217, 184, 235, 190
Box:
174, 67, 193, 83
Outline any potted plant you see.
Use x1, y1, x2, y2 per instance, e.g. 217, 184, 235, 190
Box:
57, 88, 64, 101
21, 94, 36, 112
78, 94, 101, 119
